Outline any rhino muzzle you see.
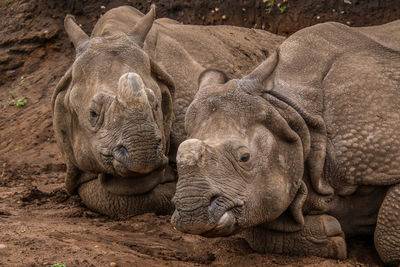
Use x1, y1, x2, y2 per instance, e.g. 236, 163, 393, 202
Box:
171, 192, 239, 236
111, 140, 168, 175
172, 139, 243, 236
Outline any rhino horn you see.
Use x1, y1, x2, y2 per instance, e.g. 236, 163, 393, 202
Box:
239, 49, 279, 94
64, 14, 89, 54
177, 139, 205, 167
117, 72, 149, 107
129, 4, 156, 47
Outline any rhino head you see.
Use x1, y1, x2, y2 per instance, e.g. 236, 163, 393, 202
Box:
171, 51, 314, 235
52, 6, 176, 216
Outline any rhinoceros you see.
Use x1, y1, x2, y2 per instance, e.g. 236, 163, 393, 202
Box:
52, 5, 283, 217
171, 20, 400, 264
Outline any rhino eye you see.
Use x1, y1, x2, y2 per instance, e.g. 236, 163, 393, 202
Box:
239, 153, 250, 162
155, 103, 159, 111
90, 110, 98, 118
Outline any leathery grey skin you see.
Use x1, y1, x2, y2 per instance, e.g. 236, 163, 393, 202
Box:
171, 20, 400, 264
52, 5, 284, 217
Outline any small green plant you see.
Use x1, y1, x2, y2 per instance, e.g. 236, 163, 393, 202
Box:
19, 78, 26, 87
264, 0, 287, 15
4, 0, 11, 7
16, 98, 27, 107
51, 264, 66, 267
7, 99, 15, 106
279, 6, 287, 13
265, 0, 274, 14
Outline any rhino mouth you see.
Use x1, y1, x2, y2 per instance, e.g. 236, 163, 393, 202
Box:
95, 167, 176, 196
201, 210, 238, 237
171, 204, 241, 237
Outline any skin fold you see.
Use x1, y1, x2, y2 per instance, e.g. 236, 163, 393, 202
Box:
171, 20, 400, 264
52, 5, 284, 217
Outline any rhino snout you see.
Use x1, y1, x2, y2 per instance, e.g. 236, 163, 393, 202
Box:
171, 193, 239, 236
111, 138, 168, 175
112, 145, 133, 169
177, 139, 205, 167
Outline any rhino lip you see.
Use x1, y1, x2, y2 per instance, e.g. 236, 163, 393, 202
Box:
172, 206, 239, 237
97, 167, 176, 196
202, 210, 238, 237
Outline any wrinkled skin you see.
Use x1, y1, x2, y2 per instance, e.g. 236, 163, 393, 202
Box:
52, 6, 284, 217
172, 20, 400, 264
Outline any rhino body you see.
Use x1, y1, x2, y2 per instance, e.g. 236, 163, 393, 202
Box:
172, 20, 400, 264
52, 5, 283, 217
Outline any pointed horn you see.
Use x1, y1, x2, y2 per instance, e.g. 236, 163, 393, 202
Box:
130, 4, 156, 47
64, 14, 89, 53
239, 49, 279, 94
117, 72, 149, 108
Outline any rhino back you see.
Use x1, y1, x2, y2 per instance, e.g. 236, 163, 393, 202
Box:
323, 46, 400, 187
154, 23, 284, 77
359, 20, 400, 52
274, 22, 400, 189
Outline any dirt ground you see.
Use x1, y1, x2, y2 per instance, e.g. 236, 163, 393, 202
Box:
0, 0, 399, 266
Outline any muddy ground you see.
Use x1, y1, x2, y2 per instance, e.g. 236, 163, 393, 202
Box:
0, 0, 399, 266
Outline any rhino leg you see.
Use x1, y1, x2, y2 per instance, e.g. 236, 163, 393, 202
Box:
244, 214, 347, 260
375, 183, 400, 265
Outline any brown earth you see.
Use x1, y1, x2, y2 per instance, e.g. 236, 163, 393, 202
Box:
0, 0, 398, 266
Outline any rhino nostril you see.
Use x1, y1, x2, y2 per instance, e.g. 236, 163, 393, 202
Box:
209, 195, 222, 212
113, 145, 129, 157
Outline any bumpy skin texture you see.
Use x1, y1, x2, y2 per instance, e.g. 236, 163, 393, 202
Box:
171, 20, 400, 264
53, 6, 284, 217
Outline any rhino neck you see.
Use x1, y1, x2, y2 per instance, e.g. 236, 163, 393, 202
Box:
265, 89, 335, 196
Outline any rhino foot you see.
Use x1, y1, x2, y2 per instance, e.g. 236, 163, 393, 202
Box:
244, 214, 347, 260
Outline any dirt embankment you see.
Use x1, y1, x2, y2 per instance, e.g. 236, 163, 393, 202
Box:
0, 0, 398, 266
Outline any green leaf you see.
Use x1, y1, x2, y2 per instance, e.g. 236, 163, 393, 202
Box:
7, 99, 15, 106
279, 6, 287, 13
16, 98, 27, 107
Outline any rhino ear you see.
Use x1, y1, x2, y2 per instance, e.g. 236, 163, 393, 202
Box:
198, 69, 229, 91
150, 59, 175, 154
239, 49, 279, 95
52, 69, 83, 195
64, 15, 89, 55
129, 4, 156, 47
